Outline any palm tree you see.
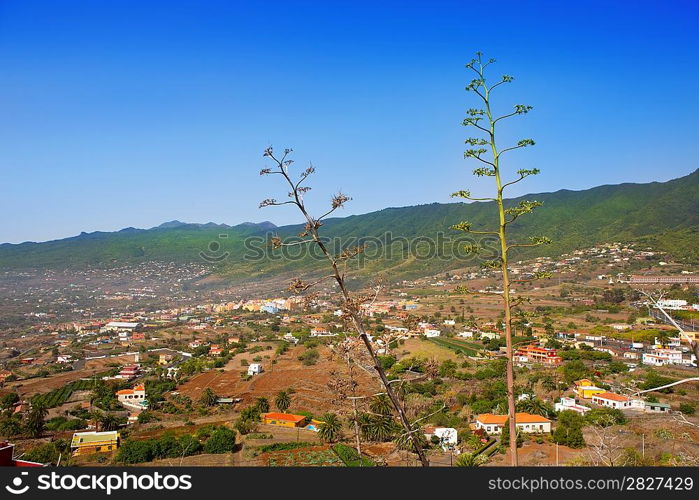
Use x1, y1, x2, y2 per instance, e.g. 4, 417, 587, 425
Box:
364, 414, 397, 442
369, 394, 393, 416
199, 388, 218, 407
455, 452, 487, 467
317, 413, 342, 443
99, 413, 121, 431
275, 390, 291, 413
516, 397, 552, 418
255, 397, 270, 413
541, 375, 557, 392
25, 403, 48, 438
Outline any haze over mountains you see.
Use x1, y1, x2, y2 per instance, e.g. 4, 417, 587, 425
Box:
1, 170, 697, 281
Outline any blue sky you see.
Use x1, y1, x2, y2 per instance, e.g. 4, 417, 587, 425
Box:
1, 0, 698, 243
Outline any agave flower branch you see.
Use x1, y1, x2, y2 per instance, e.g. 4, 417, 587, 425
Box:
452, 52, 553, 465
259, 146, 431, 466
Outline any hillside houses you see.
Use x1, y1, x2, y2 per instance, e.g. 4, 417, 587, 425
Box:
475, 413, 552, 435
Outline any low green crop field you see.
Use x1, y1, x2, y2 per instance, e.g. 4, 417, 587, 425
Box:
428, 337, 481, 356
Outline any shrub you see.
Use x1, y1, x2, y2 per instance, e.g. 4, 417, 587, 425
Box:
585, 408, 627, 427
679, 403, 695, 415
258, 441, 313, 453
298, 349, 319, 366
23, 440, 69, 464
116, 440, 156, 464
203, 427, 237, 454
332, 443, 375, 466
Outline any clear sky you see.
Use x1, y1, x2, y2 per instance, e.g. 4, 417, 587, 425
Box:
1, 0, 698, 244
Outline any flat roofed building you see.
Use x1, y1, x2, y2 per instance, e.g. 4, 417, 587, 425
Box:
70, 431, 119, 456
262, 412, 306, 428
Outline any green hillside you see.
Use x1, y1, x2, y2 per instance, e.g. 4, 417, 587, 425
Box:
1, 170, 697, 281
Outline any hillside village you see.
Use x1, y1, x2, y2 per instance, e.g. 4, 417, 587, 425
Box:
0, 242, 697, 467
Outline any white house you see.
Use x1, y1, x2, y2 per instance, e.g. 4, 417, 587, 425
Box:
480, 331, 501, 340
629, 398, 646, 411
101, 321, 141, 333
657, 299, 687, 310
655, 349, 683, 363
642, 349, 683, 366
475, 413, 552, 434
116, 384, 146, 410
443, 320, 456, 326
425, 427, 458, 451
554, 397, 590, 415
282, 333, 299, 344
424, 329, 441, 338
458, 331, 474, 339
247, 363, 263, 376
591, 392, 631, 409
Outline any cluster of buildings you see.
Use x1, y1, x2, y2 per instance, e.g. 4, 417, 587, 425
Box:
571, 379, 670, 414
555, 332, 697, 368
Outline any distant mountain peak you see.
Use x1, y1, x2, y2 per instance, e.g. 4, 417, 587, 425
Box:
157, 220, 187, 229
237, 221, 277, 230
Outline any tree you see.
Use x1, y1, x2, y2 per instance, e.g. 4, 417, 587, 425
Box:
0, 415, 23, 437
451, 52, 551, 465
25, 404, 48, 438
552, 410, 586, 449
274, 390, 291, 413
561, 360, 590, 384
679, 403, 696, 415
255, 397, 270, 413
0, 392, 19, 410
317, 413, 342, 443
369, 394, 393, 416
199, 388, 218, 407
516, 397, 553, 418
259, 147, 430, 466
98, 413, 121, 431
203, 427, 237, 454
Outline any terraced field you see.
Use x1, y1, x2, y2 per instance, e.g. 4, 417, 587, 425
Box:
427, 337, 484, 356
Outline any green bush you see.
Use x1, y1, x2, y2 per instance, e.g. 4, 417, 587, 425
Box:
585, 407, 627, 426
203, 427, 237, 454
679, 403, 695, 415
258, 441, 313, 453
332, 443, 375, 467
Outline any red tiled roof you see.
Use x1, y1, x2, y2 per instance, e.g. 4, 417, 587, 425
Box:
593, 392, 629, 402
477, 413, 551, 425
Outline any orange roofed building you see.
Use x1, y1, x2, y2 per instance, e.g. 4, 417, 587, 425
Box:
591, 392, 631, 410
475, 413, 552, 434
515, 345, 562, 365
262, 412, 307, 428
116, 384, 147, 411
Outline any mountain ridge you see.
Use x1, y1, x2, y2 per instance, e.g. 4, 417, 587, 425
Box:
1, 170, 697, 276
